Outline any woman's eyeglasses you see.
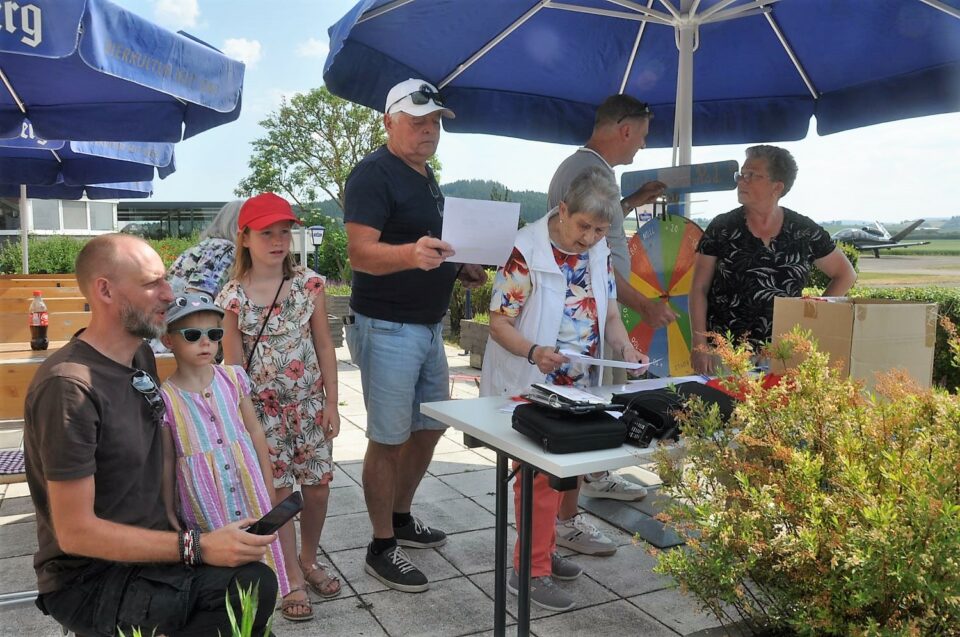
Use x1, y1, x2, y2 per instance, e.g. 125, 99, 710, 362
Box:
131, 370, 165, 423
734, 170, 771, 183
428, 182, 444, 217
387, 84, 445, 113
172, 327, 225, 343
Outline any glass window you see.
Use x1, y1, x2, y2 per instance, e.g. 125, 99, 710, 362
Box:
89, 202, 115, 231
63, 201, 87, 230
32, 200, 60, 230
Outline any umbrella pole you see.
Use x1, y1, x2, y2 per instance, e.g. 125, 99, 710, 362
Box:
19, 184, 30, 274
673, 4, 696, 217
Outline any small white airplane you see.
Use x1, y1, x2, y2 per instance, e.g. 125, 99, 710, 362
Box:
831, 219, 930, 258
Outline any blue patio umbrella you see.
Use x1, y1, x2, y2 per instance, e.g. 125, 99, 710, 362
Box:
0, 0, 245, 143
324, 0, 960, 166
0, 181, 153, 200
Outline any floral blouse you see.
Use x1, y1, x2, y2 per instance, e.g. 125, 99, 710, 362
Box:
697, 206, 836, 345
491, 245, 616, 386
167, 238, 236, 297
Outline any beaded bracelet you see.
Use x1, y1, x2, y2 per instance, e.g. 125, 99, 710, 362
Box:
191, 528, 203, 566
526, 344, 538, 365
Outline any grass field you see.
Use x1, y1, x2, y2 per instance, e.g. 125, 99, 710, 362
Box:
879, 239, 960, 256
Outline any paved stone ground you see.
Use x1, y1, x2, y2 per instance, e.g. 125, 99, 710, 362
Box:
0, 344, 725, 637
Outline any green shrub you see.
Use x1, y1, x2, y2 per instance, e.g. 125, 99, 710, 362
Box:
448, 270, 495, 338
654, 329, 960, 636
311, 227, 350, 282
852, 286, 960, 392
148, 233, 200, 269
808, 241, 859, 291
0, 236, 88, 274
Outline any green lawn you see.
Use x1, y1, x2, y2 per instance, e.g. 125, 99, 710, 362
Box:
890, 239, 960, 255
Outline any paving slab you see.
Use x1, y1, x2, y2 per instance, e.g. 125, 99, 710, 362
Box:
273, 595, 388, 637
326, 545, 461, 597
438, 468, 498, 498
469, 569, 618, 622
319, 511, 375, 552
530, 599, 678, 637
427, 449, 494, 476
572, 543, 676, 597
362, 575, 494, 637
0, 554, 37, 594
0, 605, 65, 637
410, 475, 466, 506
436, 527, 517, 576
409, 497, 495, 535
628, 588, 726, 635
336, 460, 364, 486
325, 483, 368, 517
0, 520, 36, 559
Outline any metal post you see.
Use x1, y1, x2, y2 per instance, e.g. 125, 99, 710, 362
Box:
19, 185, 30, 274
493, 453, 508, 637
517, 464, 534, 636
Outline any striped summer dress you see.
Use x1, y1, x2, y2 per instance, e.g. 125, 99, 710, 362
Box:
160, 364, 290, 596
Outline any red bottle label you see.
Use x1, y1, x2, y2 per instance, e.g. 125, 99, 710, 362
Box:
30, 311, 48, 327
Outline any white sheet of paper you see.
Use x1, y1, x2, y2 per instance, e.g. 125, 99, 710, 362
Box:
441, 197, 521, 266
558, 348, 661, 371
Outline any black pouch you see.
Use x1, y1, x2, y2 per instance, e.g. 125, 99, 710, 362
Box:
511, 403, 626, 454
612, 381, 738, 447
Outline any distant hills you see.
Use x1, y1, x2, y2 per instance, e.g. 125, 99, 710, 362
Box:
440, 179, 549, 223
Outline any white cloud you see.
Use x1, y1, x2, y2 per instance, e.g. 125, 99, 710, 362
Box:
152, 0, 199, 29
223, 38, 263, 67
297, 38, 329, 59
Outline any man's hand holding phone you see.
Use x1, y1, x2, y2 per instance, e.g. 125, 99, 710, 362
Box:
199, 520, 276, 567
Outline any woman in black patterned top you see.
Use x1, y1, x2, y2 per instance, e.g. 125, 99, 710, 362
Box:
690, 145, 856, 374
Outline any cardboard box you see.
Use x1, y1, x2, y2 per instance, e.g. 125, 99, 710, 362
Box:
770, 297, 938, 391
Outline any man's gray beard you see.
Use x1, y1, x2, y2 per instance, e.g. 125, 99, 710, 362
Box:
120, 302, 164, 340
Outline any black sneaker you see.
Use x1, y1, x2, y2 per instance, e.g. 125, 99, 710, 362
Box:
394, 516, 447, 548
364, 544, 429, 593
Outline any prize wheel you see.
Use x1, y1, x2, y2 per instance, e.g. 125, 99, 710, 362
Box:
622, 214, 703, 378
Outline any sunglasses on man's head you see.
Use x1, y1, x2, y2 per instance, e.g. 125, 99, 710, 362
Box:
172, 327, 225, 343
388, 84, 445, 113
616, 103, 652, 123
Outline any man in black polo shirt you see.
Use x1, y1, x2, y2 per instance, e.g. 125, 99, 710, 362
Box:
344, 78, 486, 592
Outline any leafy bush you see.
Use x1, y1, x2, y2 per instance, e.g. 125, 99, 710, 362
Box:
0, 236, 87, 274
807, 241, 859, 291
654, 329, 960, 636
448, 269, 495, 338
149, 234, 200, 269
314, 226, 350, 282
852, 286, 960, 392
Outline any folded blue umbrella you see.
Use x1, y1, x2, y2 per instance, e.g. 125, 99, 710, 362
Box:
0, 180, 153, 200
0, 0, 245, 142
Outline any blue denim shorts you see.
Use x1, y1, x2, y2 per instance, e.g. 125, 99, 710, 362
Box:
345, 312, 449, 445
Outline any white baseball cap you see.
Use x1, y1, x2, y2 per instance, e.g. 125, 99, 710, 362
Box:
384, 78, 455, 118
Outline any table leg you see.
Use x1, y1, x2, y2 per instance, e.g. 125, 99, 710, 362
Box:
494, 452, 508, 637
518, 463, 534, 636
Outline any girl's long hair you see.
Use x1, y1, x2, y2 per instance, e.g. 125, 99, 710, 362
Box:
232, 228, 298, 282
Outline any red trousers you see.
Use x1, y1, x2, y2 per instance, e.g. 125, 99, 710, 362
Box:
512, 461, 562, 577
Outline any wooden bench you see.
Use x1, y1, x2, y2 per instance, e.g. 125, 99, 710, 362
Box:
0, 342, 177, 420
0, 296, 89, 313
0, 286, 81, 298
0, 311, 91, 343
0, 278, 77, 288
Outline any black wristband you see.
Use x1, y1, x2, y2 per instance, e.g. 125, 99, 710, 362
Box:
526, 344, 538, 365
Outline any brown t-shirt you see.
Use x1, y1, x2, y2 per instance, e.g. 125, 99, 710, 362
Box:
23, 336, 170, 594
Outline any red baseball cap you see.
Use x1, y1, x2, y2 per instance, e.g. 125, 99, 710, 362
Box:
238, 193, 299, 231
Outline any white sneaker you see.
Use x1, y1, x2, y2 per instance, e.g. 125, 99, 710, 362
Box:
555, 514, 617, 556
581, 471, 648, 501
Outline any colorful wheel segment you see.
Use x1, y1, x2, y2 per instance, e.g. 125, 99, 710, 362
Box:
621, 215, 704, 378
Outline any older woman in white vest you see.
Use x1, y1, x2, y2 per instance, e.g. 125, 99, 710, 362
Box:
479, 166, 648, 612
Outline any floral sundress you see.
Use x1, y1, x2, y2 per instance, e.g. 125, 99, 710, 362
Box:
217, 266, 333, 487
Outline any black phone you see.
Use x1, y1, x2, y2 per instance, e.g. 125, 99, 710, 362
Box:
246, 491, 303, 535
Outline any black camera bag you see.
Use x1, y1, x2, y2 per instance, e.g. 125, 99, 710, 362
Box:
511, 403, 626, 454
612, 381, 737, 447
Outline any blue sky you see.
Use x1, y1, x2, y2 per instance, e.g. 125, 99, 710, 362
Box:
117, 0, 959, 224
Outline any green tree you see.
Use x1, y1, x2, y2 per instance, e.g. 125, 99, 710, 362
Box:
237, 86, 441, 213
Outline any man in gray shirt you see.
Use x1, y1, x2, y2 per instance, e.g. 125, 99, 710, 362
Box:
548, 94, 672, 556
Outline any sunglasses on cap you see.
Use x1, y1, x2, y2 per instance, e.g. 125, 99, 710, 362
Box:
172, 327, 225, 343
387, 84, 445, 113
616, 103, 652, 123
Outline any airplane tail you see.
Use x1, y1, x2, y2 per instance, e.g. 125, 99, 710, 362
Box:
890, 219, 925, 242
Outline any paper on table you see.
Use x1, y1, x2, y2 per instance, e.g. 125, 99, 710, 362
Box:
558, 348, 661, 370
441, 197, 521, 266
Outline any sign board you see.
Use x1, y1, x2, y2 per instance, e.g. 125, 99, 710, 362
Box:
621, 160, 739, 198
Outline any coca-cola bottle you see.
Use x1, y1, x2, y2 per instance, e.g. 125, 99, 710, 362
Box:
29, 290, 48, 351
